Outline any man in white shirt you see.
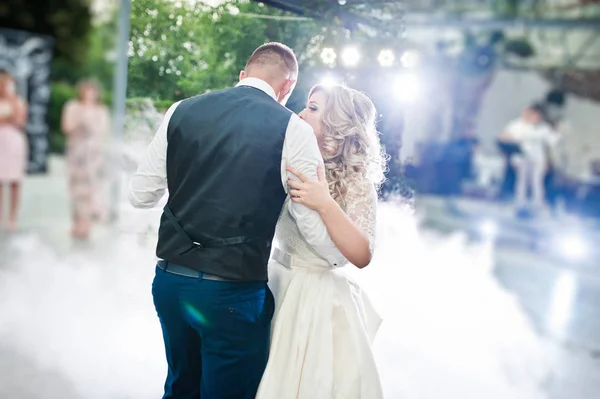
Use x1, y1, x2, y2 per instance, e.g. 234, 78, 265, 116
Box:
500, 104, 560, 210
129, 42, 338, 398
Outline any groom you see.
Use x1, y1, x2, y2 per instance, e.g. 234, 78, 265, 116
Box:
129, 43, 337, 398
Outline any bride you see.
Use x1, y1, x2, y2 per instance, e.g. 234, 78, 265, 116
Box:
256, 83, 387, 398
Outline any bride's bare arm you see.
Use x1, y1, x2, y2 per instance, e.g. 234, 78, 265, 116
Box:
287, 166, 377, 269
317, 189, 374, 268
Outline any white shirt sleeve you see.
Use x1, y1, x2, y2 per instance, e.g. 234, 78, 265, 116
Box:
504, 120, 522, 141
280, 114, 345, 267
129, 101, 181, 209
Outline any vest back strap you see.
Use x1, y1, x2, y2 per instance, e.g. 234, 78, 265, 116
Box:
163, 205, 254, 255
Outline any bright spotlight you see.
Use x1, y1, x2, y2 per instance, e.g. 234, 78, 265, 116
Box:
393, 73, 421, 102
556, 234, 588, 261
400, 50, 420, 68
320, 47, 337, 66
341, 46, 360, 68
378, 49, 395, 67
479, 219, 498, 238
320, 74, 338, 87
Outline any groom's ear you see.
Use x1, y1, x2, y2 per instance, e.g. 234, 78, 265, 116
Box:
239, 70, 247, 81
283, 78, 297, 96
278, 78, 297, 105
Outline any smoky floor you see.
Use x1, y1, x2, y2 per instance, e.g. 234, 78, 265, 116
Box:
1, 156, 599, 399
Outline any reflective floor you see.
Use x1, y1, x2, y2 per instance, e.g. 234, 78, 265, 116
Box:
421, 197, 600, 349
1, 156, 599, 398
418, 198, 600, 399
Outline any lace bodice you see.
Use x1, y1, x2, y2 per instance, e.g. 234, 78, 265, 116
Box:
274, 180, 378, 267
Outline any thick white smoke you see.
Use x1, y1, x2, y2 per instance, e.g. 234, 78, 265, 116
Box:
0, 201, 559, 399
0, 104, 560, 398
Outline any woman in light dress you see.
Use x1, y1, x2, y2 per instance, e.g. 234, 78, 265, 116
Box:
257, 84, 386, 399
61, 79, 111, 239
0, 71, 28, 232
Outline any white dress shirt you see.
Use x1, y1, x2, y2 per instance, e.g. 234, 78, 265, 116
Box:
129, 77, 343, 266
504, 119, 560, 164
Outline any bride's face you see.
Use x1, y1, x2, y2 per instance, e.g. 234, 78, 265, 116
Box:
299, 91, 327, 147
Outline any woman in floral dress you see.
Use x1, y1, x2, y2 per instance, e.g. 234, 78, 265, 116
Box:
61, 79, 111, 239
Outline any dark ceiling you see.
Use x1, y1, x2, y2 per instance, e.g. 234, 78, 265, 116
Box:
253, 0, 600, 31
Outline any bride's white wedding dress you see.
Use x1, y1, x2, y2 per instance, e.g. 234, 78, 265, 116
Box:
256, 181, 384, 399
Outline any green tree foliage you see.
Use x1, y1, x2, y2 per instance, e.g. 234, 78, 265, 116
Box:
47, 81, 76, 154
127, 0, 319, 103
51, 16, 117, 90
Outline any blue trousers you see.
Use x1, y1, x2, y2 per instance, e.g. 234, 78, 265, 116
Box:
152, 266, 275, 399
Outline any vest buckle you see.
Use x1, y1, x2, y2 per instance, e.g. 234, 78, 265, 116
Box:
192, 241, 203, 248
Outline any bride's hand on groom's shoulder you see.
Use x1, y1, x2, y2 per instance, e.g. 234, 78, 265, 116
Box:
287, 165, 336, 215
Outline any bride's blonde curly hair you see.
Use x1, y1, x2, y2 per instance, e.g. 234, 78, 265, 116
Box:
309, 84, 387, 208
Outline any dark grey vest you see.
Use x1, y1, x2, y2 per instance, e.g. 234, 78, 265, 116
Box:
156, 86, 291, 281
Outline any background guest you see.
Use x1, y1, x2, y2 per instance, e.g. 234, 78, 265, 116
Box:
499, 103, 560, 212
61, 78, 111, 240
0, 71, 28, 232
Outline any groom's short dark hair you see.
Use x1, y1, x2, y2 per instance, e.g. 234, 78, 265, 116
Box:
245, 42, 298, 79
